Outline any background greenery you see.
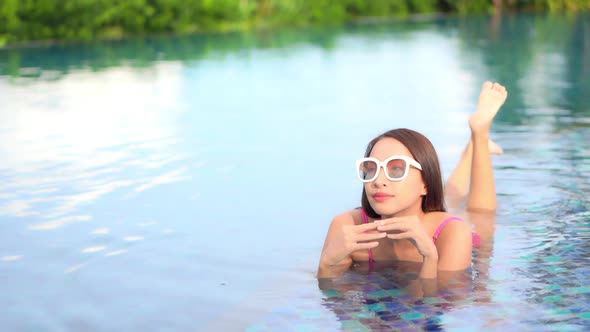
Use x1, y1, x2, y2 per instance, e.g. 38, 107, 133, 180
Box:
0, 0, 589, 46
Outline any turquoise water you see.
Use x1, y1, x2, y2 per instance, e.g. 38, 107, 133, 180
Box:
1, 13, 589, 331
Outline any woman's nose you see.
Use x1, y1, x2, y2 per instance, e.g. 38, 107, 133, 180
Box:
372, 166, 389, 187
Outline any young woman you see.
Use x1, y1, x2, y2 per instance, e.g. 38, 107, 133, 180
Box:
318, 81, 508, 280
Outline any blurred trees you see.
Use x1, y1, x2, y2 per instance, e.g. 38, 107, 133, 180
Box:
0, 0, 588, 46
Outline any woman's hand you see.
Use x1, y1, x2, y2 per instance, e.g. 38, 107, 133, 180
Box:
320, 222, 387, 267
376, 216, 438, 259
376, 215, 439, 279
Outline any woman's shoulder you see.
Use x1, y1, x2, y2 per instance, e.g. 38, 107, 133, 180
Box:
425, 211, 471, 238
331, 209, 364, 227
424, 211, 455, 225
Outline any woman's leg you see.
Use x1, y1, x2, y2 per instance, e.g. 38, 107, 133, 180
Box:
444, 141, 475, 208
466, 81, 507, 211
445, 139, 503, 208
445, 81, 507, 210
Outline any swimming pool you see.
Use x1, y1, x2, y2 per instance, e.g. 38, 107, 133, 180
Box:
1, 13, 589, 331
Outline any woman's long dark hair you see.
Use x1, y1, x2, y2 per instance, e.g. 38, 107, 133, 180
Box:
361, 128, 446, 218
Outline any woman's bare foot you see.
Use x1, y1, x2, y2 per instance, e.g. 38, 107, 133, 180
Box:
466, 139, 504, 157
488, 139, 503, 154
469, 81, 508, 134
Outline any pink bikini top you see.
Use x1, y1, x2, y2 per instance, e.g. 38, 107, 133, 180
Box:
359, 208, 481, 264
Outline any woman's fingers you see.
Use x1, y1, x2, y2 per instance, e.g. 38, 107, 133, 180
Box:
352, 222, 380, 233
377, 221, 410, 232
355, 232, 387, 242
355, 241, 380, 250
386, 231, 413, 240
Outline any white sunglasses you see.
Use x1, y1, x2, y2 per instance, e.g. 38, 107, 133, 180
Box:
356, 155, 422, 183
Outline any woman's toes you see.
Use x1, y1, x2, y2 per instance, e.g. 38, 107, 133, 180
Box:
483, 81, 494, 90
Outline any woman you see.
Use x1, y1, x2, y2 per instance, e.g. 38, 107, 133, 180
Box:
317, 81, 508, 281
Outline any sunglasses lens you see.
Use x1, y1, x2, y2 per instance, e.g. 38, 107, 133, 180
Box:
358, 160, 378, 181
386, 158, 407, 179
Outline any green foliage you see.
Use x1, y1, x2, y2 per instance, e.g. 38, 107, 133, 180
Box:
409, 0, 439, 13
546, 0, 590, 11
441, 0, 492, 14
0, 0, 589, 45
0, 0, 19, 44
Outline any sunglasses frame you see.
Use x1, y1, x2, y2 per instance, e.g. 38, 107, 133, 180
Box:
356, 155, 423, 183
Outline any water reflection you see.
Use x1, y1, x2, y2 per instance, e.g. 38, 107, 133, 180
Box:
0, 63, 189, 230
1, 255, 23, 261
0, 20, 448, 79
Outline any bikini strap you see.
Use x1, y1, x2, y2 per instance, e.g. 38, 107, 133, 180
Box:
433, 216, 463, 241
359, 208, 369, 224
433, 216, 482, 247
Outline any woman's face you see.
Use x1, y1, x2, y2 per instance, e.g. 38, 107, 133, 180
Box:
364, 137, 427, 218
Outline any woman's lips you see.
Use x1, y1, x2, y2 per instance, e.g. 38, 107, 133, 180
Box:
373, 193, 394, 202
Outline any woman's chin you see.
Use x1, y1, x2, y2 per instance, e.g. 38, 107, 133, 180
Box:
372, 206, 399, 217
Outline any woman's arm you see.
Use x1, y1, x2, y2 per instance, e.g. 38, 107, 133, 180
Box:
317, 212, 385, 278
376, 216, 440, 279
435, 220, 473, 271
403, 220, 471, 297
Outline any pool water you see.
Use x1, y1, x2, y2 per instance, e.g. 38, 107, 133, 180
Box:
1, 13, 589, 331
